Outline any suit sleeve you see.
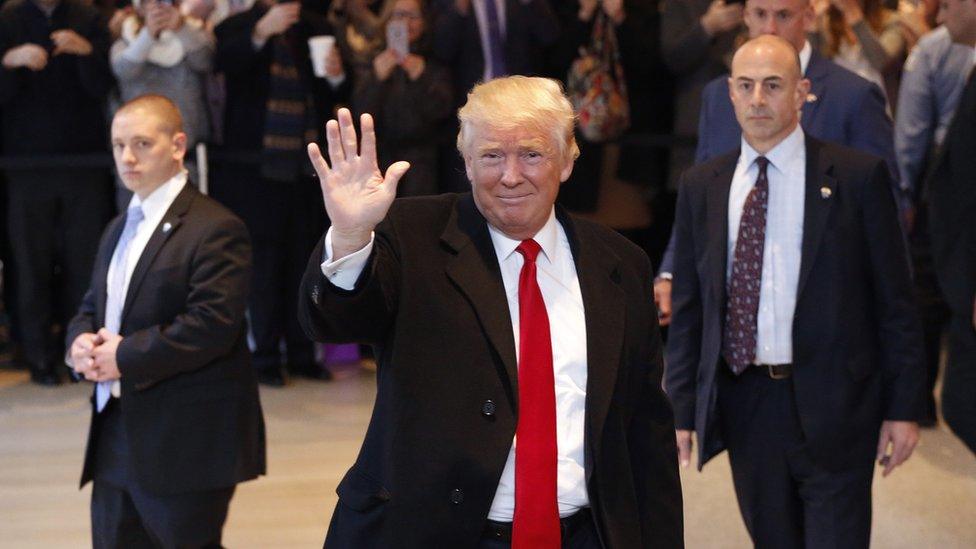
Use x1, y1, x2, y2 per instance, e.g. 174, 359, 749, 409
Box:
215, 8, 267, 76
664, 174, 703, 430
116, 216, 253, 387
694, 83, 714, 164
298, 217, 401, 345
860, 161, 926, 420
628, 253, 684, 548
848, 81, 901, 194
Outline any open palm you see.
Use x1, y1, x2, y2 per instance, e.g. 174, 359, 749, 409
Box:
307, 108, 410, 238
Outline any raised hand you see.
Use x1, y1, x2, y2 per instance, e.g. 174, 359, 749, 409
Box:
253, 1, 301, 43
50, 29, 94, 56
307, 108, 410, 260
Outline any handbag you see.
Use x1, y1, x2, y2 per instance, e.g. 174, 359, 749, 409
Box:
566, 11, 631, 143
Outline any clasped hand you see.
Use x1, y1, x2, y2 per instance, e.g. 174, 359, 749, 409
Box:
306, 108, 410, 260
70, 329, 123, 383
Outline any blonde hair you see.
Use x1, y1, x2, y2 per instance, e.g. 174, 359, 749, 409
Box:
456, 76, 579, 163
116, 94, 185, 135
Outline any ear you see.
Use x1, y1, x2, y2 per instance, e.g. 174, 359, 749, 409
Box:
463, 153, 474, 183
558, 155, 574, 183
727, 76, 736, 104
796, 77, 811, 110
172, 131, 188, 161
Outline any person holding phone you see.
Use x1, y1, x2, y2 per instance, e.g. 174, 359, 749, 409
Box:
351, 0, 452, 196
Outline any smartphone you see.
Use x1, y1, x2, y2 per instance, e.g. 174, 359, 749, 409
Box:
386, 19, 409, 58
725, 0, 746, 4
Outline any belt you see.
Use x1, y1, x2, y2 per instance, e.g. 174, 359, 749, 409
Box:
750, 363, 793, 379
483, 508, 592, 543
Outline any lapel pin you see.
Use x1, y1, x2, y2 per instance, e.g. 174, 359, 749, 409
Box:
806, 93, 818, 103
820, 186, 832, 199
162, 222, 172, 233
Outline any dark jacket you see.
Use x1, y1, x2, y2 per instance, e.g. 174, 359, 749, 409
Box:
299, 193, 683, 548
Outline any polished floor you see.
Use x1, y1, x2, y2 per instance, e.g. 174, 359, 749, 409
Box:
1, 363, 974, 548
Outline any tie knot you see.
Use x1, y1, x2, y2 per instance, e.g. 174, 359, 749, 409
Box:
755, 156, 770, 174
126, 205, 145, 225
516, 239, 542, 263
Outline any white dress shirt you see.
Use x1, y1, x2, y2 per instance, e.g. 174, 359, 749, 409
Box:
320, 208, 590, 520
728, 126, 805, 365
799, 40, 812, 76
104, 171, 188, 396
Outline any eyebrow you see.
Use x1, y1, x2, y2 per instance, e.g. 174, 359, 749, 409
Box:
734, 76, 785, 83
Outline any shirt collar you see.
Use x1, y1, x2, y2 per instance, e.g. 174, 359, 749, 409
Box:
800, 40, 812, 75
129, 171, 188, 220
740, 124, 805, 175
487, 207, 560, 265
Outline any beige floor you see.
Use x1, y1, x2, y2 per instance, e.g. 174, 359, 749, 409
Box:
1, 365, 974, 549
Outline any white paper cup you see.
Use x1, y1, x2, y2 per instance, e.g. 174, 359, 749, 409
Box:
308, 35, 336, 77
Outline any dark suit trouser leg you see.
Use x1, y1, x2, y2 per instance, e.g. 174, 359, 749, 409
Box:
92, 400, 235, 549
283, 176, 324, 368
942, 314, 976, 455
6, 170, 110, 368
719, 369, 873, 549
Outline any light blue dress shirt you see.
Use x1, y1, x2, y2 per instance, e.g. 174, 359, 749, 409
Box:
729, 126, 806, 365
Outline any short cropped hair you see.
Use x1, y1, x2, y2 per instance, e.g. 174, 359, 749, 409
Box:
456, 76, 579, 163
115, 94, 185, 135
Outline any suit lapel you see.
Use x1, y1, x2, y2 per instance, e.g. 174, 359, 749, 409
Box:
797, 137, 836, 299
441, 195, 520, 409
706, 156, 737, 306
556, 210, 625, 480
120, 185, 195, 327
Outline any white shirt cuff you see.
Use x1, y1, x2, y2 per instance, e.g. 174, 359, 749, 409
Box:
320, 227, 374, 290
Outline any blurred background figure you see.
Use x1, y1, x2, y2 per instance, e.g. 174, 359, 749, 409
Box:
894, 2, 974, 426
811, 0, 908, 107
0, 0, 115, 385
661, 0, 742, 188
111, 0, 215, 207
214, 0, 349, 386
352, 0, 452, 197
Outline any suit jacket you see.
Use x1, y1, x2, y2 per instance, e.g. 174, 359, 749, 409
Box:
432, 0, 560, 106
298, 193, 683, 548
659, 50, 899, 275
925, 68, 976, 316
666, 136, 925, 471
67, 184, 266, 495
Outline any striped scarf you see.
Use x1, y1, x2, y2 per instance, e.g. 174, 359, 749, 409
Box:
262, 35, 317, 182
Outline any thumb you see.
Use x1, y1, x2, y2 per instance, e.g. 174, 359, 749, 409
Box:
677, 432, 692, 468
383, 161, 411, 190
876, 425, 890, 461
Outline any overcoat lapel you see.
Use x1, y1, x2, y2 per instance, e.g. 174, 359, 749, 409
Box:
797, 137, 836, 300
556, 209, 626, 482
120, 185, 195, 328
441, 195, 520, 410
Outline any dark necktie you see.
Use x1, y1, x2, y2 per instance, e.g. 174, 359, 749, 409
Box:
723, 156, 770, 375
483, 0, 507, 79
512, 239, 560, 548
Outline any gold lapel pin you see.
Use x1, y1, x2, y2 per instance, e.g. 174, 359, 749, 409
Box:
806, 93, 818, 103
162, 222, 172, 233
820, 187, 832, 199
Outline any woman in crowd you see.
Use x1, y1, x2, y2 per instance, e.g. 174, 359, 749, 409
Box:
812, 0, 909, 107
351, 0, 451, 197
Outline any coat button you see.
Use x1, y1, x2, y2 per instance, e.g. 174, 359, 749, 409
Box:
481, 400, 496, 417
450, 488, 464, 504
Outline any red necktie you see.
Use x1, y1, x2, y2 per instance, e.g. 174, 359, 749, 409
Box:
512, 239, 560, 549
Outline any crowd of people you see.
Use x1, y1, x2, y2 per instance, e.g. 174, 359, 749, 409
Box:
1, 0, 975, 545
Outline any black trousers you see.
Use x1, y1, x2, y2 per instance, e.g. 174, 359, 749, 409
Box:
212, 171, 323, 373
942, 314, 976, 455
91, 400, 235, 549
718, 368, 874, 549
5, 169, 112, 369
477, 514, 602, 549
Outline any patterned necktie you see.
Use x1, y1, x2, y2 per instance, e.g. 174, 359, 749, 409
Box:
723, 156, 770, 375
512, 239, 560, 549
482, 0, 507, 79
96, 205, 144, 412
